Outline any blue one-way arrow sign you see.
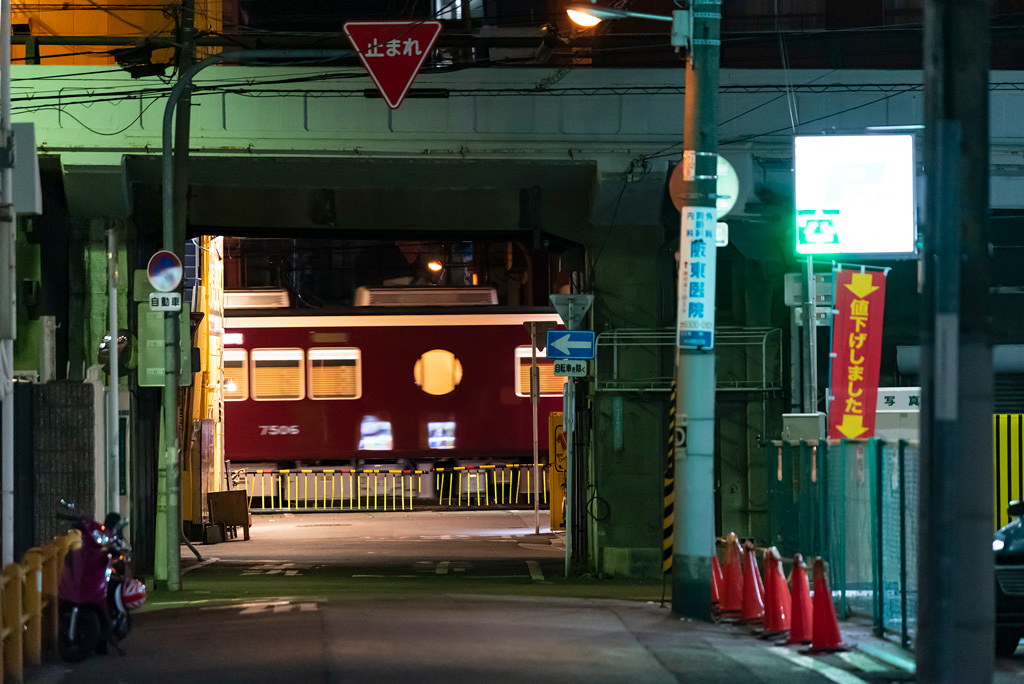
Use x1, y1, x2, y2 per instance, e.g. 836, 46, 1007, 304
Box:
546, 330, 595, 360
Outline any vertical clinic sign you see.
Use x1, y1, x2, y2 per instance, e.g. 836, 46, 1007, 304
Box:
794, 134, 916, 255
678, 206, 717, 349
828, 269, 887, 439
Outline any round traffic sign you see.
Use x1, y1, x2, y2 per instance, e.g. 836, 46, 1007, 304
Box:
668, 154, 741, 217
147, 250, 183, 292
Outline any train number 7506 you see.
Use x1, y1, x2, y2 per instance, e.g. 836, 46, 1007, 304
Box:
259, 425, 300, 435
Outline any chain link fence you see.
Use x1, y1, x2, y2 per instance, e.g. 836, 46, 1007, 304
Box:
765, 439, 918, 647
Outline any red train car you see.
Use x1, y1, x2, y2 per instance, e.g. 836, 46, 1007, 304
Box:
222, 294, 564, 467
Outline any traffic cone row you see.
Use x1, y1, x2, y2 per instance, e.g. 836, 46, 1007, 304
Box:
709, 535, 847, 653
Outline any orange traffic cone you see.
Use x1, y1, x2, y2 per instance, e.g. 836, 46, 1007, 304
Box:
740, 541, 765, 624
760, 546, 792, 639
720, 533, 744, 616
711, 554, 724, 606
787, 553, 813, 645
807, 558, 848, 652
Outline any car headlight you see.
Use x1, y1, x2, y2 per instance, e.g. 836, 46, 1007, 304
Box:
994, 538, 1006, 552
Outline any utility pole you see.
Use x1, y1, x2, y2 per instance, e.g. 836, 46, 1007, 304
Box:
917, 1, 993, 681
672, 0, 720, 619
0, 0, 14, 565
157, 0, 195, 591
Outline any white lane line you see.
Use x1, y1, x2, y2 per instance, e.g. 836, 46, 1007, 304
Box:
855, 642, 916, 673
436, 560, 451, 575
768, 646, 869, 684
837, 652, 889, 673
182, 557, 220, 574
526, 560, 544, 581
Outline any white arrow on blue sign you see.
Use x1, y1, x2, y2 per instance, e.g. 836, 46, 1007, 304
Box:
545, 330, 595, 360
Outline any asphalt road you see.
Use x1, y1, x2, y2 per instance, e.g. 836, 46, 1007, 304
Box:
20, 510, 1024, 683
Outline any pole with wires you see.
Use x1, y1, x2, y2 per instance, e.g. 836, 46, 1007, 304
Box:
672, 0, 720, 621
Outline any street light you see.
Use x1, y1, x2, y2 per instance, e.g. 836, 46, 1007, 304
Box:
568, 0, 720, 621
566, 3, 691, 48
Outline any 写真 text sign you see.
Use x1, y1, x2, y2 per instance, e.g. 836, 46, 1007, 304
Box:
828, 270, 887, 439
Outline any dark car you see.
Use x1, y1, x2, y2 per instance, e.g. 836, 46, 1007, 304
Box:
995, 501, 1024, 655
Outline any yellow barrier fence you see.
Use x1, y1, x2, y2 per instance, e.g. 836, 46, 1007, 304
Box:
236, 464, 550, 513
1, 529, 77, 683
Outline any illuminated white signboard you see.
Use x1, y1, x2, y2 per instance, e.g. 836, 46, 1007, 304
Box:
794, 134, 916, 255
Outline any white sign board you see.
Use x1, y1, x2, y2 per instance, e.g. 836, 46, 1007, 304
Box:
794, 134, 916, 255
149, 292, 182, 312
677, 206, 717, 350
553, 360, 587, 377
876, 386, 921, 412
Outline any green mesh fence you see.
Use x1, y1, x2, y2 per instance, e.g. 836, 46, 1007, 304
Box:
765, 439, 917, 645
876, 441, 918, 646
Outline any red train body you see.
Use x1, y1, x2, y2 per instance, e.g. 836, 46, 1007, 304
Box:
222, 309, 564, 466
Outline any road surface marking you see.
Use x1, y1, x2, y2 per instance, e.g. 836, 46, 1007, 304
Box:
526, 560, 544, 581
182, 557, 220, 574
768, 647, 868, 684
837, 652, 889, 673
236, 601, 319, 615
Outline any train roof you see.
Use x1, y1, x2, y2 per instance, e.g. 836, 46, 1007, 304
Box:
224, 306, 563, 329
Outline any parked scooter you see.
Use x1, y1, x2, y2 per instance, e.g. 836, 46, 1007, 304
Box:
56, 500, 146, 662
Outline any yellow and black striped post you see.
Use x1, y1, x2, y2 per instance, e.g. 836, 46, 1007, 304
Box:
663, 380, 677, 574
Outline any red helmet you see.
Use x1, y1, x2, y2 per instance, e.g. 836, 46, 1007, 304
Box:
120, 579, 147, 610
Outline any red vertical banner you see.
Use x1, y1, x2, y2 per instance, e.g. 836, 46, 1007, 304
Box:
828, 270, 887, 439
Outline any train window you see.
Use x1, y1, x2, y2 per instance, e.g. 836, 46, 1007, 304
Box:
223, 349, 248, 401
359, 416, 393, 451
413, 349, 463, 396
428, 421, 455, 449
250, 348, 305, 401
307, 348, 361, 400
514, 346, 564, 397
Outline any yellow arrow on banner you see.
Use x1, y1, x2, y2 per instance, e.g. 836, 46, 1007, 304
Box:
836, 414, 868, 439
845, 272, 879, 299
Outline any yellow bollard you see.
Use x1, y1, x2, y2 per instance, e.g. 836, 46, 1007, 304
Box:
514, 467, 521, 503
277, 471, 285, 511
475, 471, 481, 507
543, 470, 548, 505
446, 472, 453, 506
485, 471, 490, 507
37, 543, 58, 652
4, 563, 25, 683
373, 471, 379, 510
22, 550, 43, 666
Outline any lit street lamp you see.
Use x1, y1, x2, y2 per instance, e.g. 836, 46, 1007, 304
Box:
566, 3, 692, 48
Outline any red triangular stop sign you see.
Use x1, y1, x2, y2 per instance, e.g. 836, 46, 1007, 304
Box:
343, 21, 442, 110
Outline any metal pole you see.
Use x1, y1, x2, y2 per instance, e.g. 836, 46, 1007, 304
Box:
564, 379, 574, 577
0, 0, 14, 566
918, 0, 993, 680
157, 48, 351, 590
803, 255, 818, 414
530, 323, 540, 535
107, 227, 119, 514
672, 0, 720, 620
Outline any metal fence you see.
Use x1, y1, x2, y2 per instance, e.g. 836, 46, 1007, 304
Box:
231, 464, 550, 513
765, 439, 917, 647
